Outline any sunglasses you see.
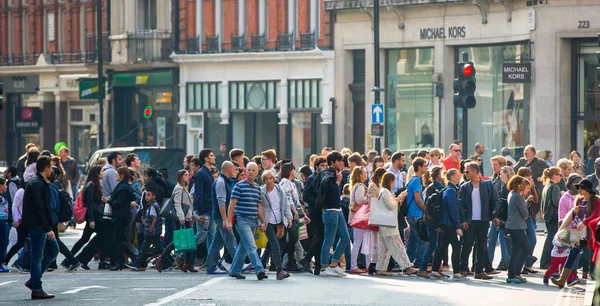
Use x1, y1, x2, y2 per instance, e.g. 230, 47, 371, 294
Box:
477, 159, 482, 162
464, 171, 470, 174
453, 150, 462, 153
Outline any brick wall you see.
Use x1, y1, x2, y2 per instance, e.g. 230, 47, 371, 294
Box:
202, 0, 215, 51
222, 0, 238, 51
0, 0, 9, 57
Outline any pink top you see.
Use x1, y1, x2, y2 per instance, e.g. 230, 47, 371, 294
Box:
558, 192, 577, 222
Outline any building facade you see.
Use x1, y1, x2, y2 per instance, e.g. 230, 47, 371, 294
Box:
174, 0, 334, 166
327, 0, 600, 173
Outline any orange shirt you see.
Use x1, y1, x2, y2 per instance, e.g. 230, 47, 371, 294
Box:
442, 157, 461, 171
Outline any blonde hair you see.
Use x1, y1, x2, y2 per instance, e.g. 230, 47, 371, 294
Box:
556, 158, 573, 171
349, 166, 365, 189
261, 170, 276, 182
501, 166, 515, 181
541, 167, 561, 185
490, 155, 507, 167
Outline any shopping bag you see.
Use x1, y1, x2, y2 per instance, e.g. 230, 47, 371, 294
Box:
102, 203, 112, 220
368, 196, 397, 227
173, 228, 196, 252
349, 205, 379, 231
298, 218, 308, 241
254, 228, 268, 249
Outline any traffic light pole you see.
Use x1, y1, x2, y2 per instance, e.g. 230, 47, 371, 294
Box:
462, 108, 468, 160
97, 0, 104, 148
373, 0, 381, 153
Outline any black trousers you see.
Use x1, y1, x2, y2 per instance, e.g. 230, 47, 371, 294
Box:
52, 223, 77, 264
540, 220, 558, 269
507, 229, 530, 278
136, 235, 163, 268
71, 221, 95, 256
459, 220, 489, 273
111, 219, 129, 266
281, 222, 299, 265
3, 225, 27, 264
303, 212, 324, 268
75, 213, 109, 264
433, 224, 461, 274
160, 222, 193, 265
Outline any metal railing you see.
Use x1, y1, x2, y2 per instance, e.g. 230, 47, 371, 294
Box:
206, 35, 220, 53
300, 32, 316, 50
185, 36, 201, 54
231, 35, 245, 52
251, 34, 266, 52
126, 30, 173, 63
277, 32, 294, 51
0, 53, 40, 66
47, 52, 88, 64
85, 32, 111, 63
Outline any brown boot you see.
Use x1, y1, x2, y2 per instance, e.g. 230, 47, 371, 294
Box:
551, 268, 571, 289
186, 265, 198, 273
31, 290, 55, 300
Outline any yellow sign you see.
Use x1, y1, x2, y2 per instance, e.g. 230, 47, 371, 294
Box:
156, 92, 173, 103
135, 75, 149, 84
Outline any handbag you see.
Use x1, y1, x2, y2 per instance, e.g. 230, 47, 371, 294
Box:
159, 198, 190, 223
349, 205, 379, 231
102, 203, 112, 220
416, 217, 429, 242
254, 227, 268, 248
268, 200, 286, 239
298, 218, 308, 240
368, 196, 397, 227
173, 227, 196, 252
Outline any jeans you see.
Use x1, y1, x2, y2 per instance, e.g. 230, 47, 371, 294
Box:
320, 210, 350, 267
507, 229, 530, 278
459, 220, 489, 273
487, 224, 509, 265
433, 225, 461, 274
540, 219, 558, 268
206, 218, 238, 273
524, 218, 537, 267
406, 216, 428, 266
229, 216, 264, 276
135, 235, 163, 268
195, 215, 213, 246
0, 221, 9, 264
264, 223, 284, 272
419, 225, 439, 271
29, 226, 59, 291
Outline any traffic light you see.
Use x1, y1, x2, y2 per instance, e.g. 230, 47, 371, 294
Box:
453, 61, 477, 109
143, 105, 153, 119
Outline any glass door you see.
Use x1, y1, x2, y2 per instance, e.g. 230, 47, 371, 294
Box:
575, 41, 600, 166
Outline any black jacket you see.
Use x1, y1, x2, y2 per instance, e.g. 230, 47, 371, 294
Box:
109, 181, 136, 222
21, 173, 52, 233
458, 179, 498, 224
316, 167, 337, 212
84, 181, 104, 222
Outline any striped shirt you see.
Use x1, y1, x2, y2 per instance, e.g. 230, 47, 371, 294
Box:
232, 180, 261, 218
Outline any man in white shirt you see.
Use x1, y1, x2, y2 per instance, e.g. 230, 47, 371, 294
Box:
387, 152, 407, 194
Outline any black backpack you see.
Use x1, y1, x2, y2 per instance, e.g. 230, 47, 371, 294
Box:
493, 197, 509, 222
57, 189, 73, 223
424, 186, 446, 227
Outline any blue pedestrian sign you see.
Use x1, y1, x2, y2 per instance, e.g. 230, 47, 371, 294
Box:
371, 104, 384, 124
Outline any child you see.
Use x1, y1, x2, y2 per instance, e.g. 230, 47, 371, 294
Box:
543, 231, 570, 286
131, 189, 163, 271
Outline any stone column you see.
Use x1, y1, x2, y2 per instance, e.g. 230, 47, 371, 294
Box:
220, 81, 229, 125
278, 79, 288, 125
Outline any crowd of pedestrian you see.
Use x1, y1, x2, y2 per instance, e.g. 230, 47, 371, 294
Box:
2, 140, 600, 299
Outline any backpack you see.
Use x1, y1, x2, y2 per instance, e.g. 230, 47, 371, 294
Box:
493, 197, 509, 222
73, 193, 87, 224
416, 217, 429, 242
57, 189, 73, 223
425, 186, 446, 226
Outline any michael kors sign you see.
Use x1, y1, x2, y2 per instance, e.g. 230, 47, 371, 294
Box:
420, 26, 466, 40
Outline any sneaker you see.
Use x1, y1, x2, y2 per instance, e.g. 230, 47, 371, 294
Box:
474, 272, 493, 280
430, 271, 449, 279
124, 262, 136, 270
206, 268, 227, 275
452, 273, 467, 281
441, 265, 450, 272
332, 266, 347, 277
543, 277, 549, 286
11, 263, 23, 272
567, 278, 580, 287
276, 270, 291, 280
417, 270, 431, 278
241, 263, 252, 273
60, 260, 69, 270
66, 262, 80, 273
257, 271, 266, 280
221, 262, 232, 272
299, 259, 312, 274
321, 267, 340, 277
131, 267, 146, 272
389, 265, 403, 273
507, 278, 526, 284
80, 263, 90, 271
0, 265, 9, 273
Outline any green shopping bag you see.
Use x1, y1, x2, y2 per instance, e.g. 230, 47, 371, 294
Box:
173, 228, 196, 252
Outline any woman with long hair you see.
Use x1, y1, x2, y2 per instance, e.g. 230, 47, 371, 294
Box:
417, 166, 446, 278
108, 167, 137, 271
505, 176, 531, 284
586, 145, 600, 175
70, 165, 109, 269
157, 169, 198, 273
374, 172, 416, 276
348, 166, 372, 274
540, 167, 562, 271
516, 167, 539, 274
23, 150, 40, 183
51, 156, 71, 197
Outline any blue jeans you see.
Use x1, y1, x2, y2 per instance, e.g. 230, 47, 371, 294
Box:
333, 227, 352, 270
0, 221, 9, 264
229, 216, 264, 276
406, 216, 428, 266
206, 218, 238, 273
196, 215, 214, 246
29, 226, 59, 291
419, 225, 439, 271
487, 224, 509, 265
524, 218, 537, 267
320, 210, 350, 267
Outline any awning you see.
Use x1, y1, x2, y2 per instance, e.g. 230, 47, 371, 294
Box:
111, 71, 174, 87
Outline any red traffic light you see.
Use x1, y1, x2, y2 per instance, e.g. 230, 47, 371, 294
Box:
463, 64, 473, 77
143, 106, 153, 119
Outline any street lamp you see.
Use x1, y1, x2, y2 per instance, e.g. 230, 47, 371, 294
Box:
373, 0, 382, 153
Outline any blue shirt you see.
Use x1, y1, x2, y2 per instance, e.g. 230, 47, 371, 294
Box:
406, 176, 424, 217
232, 180, 262, 218
387, 167, 404, 195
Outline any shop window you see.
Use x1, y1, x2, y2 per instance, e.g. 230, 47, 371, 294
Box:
386, 48, 435, 152
229, 81, 278, 111
575, 41, 600, 162
289, 112, 323, 167
187, 82, 221, 111
205, 112, 229, 155
289, 79, 322, 109
457, 43, 531, 175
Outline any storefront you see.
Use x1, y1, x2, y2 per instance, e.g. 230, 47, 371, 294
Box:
174, 51, 334, 166
109, 70, 181, 149
329, 0, 600, 168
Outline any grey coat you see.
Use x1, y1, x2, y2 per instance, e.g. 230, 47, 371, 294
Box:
260, 184, 292, 226
505, 191, 528, 230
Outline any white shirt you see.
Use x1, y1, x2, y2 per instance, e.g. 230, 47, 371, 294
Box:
267, 189, 281, 224
387, 167, 404, 194
472, 187, 482, 221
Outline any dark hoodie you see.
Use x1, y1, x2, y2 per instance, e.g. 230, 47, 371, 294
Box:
109, 180, 136, 222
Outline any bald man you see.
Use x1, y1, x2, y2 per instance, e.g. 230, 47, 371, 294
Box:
206, 161, 238, 274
